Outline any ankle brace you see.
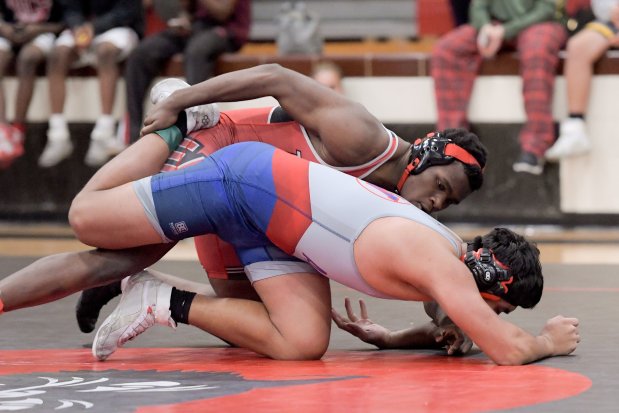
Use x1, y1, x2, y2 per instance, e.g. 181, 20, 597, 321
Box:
170, 287, 196, 325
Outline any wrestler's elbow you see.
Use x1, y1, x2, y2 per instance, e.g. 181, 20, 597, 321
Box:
257, 63, 292, 88
490, 352, 525, 366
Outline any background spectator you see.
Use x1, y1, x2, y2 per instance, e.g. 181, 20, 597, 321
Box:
546, 0, 619, 161
125, 0, 251, 143
449, 0, 471, 26
431, 0, 567, 175
38, 0, 143, 168
311, 60, 343, 94
0, 0, 63, 168
276, 1, 323, 55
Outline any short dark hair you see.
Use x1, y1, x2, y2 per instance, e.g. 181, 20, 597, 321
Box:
440, 128, 487, 192
481, 227, 543, 308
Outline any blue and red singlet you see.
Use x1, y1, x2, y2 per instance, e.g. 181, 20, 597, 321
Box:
134, 141, 464, 298
155, 106, 400, 282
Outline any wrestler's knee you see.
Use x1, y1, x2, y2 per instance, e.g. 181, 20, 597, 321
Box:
68, 194, 96, 245
280, 339, 329, 361
273, 328, 330, 361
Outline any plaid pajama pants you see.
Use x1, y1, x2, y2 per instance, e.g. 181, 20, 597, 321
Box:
431, 23, 567, 157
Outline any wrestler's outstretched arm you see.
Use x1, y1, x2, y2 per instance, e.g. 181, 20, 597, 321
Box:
357, 218, 580, 366
142, 64, 390, 165
0, 243, 173, 312
427, 266, 579, 365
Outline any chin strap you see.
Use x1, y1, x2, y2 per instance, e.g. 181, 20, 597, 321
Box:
396, 132, 482, 193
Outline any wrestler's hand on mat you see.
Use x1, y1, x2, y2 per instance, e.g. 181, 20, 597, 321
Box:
331, 297, 392, 348
431, 323, 473, 356
142, 100, 183, 136
424, 301, 472, 355
540, 316, 580, 356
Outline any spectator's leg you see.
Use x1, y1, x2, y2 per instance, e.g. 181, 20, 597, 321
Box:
564, 29, 610, 115
14, 43, 46, 125
0, 44, 14, 166
83, 41, 124, 168
183, 29, 235, 84
39, 32, 77, 168
516, 22, 567, 159
430, 24, 482, 130
545, 27, 610, 161
47, 44, 75, 115
0, 47, 13, 124
5, 42, 47, 165
94, 42, 122, 116
125, 31, 185, 142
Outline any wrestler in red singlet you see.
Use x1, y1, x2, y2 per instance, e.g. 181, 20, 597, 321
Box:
158, 106, 400, 285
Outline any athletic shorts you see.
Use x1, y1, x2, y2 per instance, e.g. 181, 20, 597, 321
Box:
55, 27, 139, 67
0, 32, 56, 54
133, 142, 317, 283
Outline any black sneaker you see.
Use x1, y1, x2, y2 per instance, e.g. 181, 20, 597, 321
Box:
75, 281, 123, 333
512, 152, 544, 175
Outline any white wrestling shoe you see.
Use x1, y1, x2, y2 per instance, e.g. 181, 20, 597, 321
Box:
92, 271, 176, 361
149, 78, 220, 132
545, 118, 591, 162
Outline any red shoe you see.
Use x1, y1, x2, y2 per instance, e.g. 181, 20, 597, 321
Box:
0, 123, 24, 168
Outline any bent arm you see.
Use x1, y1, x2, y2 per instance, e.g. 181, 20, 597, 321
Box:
429, 275, 554, 365
332, 298, 460, 351
378, 221, 578, 365
419, 257, 577, 365
145, 64, 388, 164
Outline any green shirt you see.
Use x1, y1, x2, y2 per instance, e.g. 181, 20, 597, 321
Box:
470, 0, 558, 39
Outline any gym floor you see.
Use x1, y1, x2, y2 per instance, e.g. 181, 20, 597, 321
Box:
0, 223, 617, 412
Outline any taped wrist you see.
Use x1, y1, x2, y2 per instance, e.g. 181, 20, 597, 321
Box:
154, 125, 184, 153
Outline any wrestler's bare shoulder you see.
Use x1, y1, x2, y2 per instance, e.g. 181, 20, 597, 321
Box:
353, 217, 456, 300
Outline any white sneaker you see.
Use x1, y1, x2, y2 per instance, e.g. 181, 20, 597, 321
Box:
92, 271, 176, 361
38, 128, 73, 168
545, 118, 591, 162
150, 78, 190, 104
150, 78, 220, 132
84, 128, 114, 167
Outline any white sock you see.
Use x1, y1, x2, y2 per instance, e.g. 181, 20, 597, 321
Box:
49, 114, 68, 131
94, 115, 115, 132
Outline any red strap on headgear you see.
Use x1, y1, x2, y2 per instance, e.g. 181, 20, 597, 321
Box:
444, 144, 481, 170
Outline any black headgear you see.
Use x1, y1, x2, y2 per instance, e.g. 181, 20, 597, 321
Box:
462, 238, 513, 302
396, 132, 481, 193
